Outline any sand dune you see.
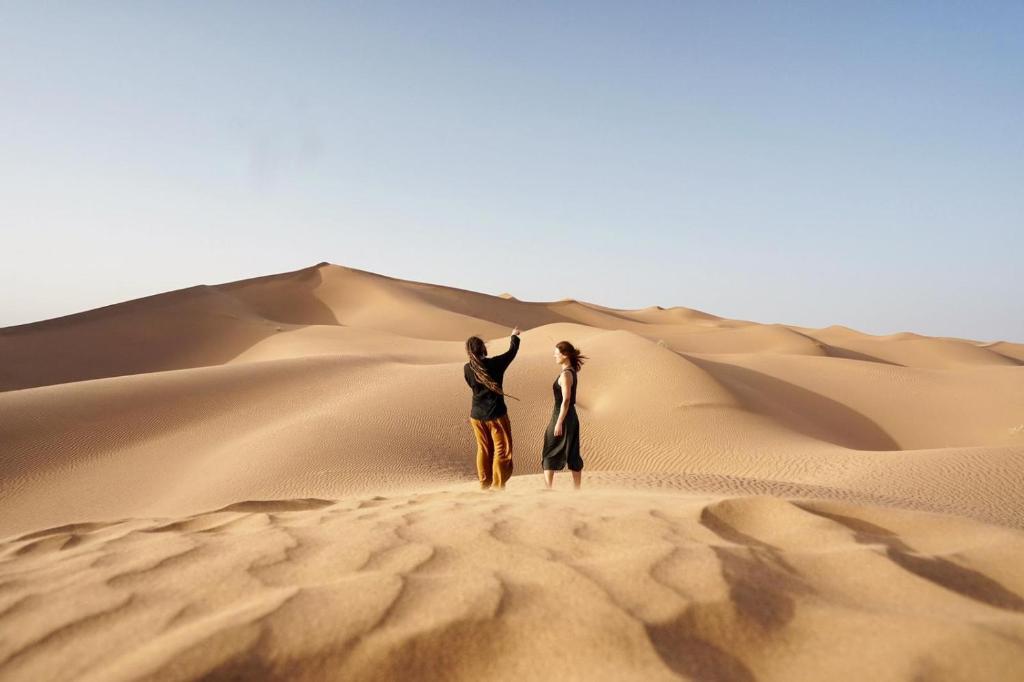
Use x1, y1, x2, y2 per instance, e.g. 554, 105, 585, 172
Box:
2, 488, 1023, 681
1, 262, 1022, 681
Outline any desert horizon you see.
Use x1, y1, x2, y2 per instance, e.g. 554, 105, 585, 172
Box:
1, 261, 1023, 681
4, 3, 1023, 679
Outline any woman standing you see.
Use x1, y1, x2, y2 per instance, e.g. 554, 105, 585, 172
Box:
464, 327, 521, 490
542, 340, 586, 489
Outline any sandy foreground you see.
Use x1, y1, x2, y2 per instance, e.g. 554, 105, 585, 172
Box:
1, 262, 1022, 681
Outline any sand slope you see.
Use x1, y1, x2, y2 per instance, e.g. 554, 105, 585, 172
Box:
2, 488, 1023, 682
1, 262, 1022, 681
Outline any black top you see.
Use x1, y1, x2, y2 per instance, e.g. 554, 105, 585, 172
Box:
464, 335, 521, 420
553, 367, 578, 411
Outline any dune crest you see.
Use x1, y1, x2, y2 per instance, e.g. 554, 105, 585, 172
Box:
1, 262, 1022, 680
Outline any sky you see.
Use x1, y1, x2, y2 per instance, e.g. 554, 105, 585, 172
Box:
1, 1, 1021, 341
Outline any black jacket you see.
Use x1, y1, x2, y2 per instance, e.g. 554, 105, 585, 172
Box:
464, 335, 520, 420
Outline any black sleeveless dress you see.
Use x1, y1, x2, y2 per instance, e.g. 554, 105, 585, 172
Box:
541, 368, 583, 471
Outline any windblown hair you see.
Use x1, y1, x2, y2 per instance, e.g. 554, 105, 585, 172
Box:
465, 336, 518, 400
556, 341, 587, 372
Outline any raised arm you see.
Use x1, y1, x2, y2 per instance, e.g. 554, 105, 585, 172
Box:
492, 327, 521, 371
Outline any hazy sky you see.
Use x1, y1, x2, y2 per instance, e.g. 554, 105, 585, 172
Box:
2, 2, 1021, 341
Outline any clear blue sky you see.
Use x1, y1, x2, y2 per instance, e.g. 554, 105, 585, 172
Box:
2, 2, 1021, 341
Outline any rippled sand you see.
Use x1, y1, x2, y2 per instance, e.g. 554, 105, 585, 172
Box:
1, 263, 1022, 680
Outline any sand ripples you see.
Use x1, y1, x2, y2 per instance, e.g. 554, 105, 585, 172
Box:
2, 487, 1023, 681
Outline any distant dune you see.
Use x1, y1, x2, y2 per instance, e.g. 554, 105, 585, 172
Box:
1, 262, 1022, 681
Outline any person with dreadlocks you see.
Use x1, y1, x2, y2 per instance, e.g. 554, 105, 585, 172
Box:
464, 327, 521, 489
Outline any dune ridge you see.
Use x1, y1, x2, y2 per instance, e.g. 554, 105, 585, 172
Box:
1, 261, 1022, 680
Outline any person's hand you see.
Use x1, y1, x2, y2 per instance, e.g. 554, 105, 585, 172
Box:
554, 422, 563, 437
512, 326, 521, 336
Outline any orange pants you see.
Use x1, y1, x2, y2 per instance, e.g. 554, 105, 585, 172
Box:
470, 414, 514, 489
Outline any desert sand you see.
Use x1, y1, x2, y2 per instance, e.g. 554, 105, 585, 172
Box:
1, 262, 1022, 681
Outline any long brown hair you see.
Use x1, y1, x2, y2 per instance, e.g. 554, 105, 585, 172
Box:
556, 341, 587, 372
466, 336, 519, 400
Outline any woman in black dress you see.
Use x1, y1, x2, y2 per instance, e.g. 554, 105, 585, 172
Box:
542, 340, 586, 489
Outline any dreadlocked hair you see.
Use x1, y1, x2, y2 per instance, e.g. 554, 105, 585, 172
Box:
466, 336, 519, 401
